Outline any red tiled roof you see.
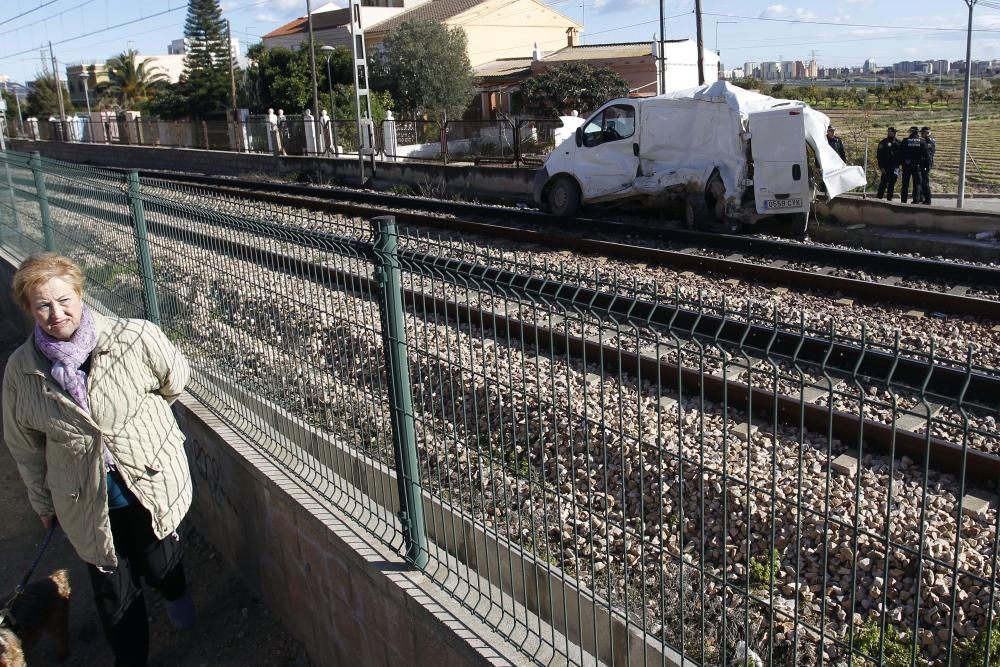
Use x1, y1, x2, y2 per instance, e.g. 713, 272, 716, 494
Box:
367, 0, 488, 36
262, 17, 308, 39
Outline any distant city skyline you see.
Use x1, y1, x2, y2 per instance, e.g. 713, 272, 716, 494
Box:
0, 0, 999, 86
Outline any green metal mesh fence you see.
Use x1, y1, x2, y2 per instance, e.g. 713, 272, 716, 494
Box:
1, 149, 999, 666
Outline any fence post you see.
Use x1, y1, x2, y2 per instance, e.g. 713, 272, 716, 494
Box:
371, 215, 428, 569
127, 170, 161, 324
0, 127, 20, 239
29, 151, 54, 251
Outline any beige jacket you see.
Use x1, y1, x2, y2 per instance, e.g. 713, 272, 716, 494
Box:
3, 313, 192, 568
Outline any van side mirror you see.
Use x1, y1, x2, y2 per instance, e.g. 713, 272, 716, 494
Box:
575, 127, 583, 147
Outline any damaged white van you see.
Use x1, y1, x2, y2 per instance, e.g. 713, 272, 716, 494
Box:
533, 81, 866, 229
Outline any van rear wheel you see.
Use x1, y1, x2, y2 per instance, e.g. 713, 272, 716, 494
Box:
547, 177, 580, 217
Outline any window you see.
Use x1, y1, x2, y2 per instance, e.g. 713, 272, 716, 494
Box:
582, 104, 635, 148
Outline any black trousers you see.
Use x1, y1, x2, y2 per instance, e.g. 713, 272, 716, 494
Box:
900, 165, 922, 204
919, 167, 932, 204
876, 169, 897, 200
87, 500, 186, 667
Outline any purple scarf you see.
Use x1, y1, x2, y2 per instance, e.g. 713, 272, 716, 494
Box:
34, 305, 97, 412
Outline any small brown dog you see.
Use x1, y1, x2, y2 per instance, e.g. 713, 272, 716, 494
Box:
0, 570, 71, 667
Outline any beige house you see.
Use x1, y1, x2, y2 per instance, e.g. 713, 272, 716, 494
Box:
64, 63, 109, 108
474, 39, 721, 119
262, 0, 582, 68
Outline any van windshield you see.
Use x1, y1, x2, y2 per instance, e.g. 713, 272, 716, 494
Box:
582, 104, 635, 147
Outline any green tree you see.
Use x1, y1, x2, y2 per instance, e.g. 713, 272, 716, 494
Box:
241, 43, 353, 113
26, 74, 75, 118
517, 62, 629, 118
801, 85, 821, 105
731, 76, 763, 91
177, 0, 232, 118
376, 21, 475, 122
101, 49, 170, 109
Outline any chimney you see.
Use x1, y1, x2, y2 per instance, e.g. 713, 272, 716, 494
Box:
532, 42, 541, 62
566, 27, 579, 48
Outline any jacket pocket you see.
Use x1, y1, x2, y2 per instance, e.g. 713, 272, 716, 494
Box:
45, 469, 81, 502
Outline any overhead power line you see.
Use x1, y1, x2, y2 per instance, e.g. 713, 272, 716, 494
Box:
0, 0, 98, 39
0, 0, 63, 28
702, 11, 1000, 34
0, 5, 186, 62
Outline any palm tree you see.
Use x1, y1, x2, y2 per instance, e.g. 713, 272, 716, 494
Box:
103, 49, 170, 108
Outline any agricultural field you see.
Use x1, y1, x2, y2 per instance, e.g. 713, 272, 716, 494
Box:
820, 108, 1000, 194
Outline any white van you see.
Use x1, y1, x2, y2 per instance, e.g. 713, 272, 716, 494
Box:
533, 81, 866, 229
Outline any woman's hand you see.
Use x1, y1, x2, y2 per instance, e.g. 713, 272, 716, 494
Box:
39, 514, 58, 529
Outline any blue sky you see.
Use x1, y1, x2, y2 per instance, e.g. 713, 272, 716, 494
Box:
1, 0, 1000, 84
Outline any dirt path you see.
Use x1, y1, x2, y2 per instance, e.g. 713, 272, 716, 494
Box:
0, 328, 313, 667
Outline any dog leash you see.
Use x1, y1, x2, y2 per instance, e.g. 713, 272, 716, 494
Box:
0, 525, 57, 627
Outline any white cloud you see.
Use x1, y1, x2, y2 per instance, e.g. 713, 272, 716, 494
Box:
759, 4, 787, 19
793, 8, 817, 20
843, 0, 871, 4
255, 12, 282, 22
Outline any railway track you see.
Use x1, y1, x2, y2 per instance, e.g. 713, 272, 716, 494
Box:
25, 170, 998, 483
131, 171, 1000, 321
11, 158, 1000, 664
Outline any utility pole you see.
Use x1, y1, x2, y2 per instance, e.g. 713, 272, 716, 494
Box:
48, 42, 67, 125
226, 19, 238, 112
957, 0, 977, 210
658, 0, 666, 94
305, 0, 321, 125
695, 0, 705, 85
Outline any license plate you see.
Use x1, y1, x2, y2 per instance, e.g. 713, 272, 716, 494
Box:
764, 198, 803, 209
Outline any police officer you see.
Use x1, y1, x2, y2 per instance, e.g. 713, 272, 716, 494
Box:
899, 125, 929, 204
919, 126, 936, 204
827, 126, 846, 161
876, 126, 901, 201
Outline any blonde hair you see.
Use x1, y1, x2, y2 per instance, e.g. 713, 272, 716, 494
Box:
12, 253, 85, 313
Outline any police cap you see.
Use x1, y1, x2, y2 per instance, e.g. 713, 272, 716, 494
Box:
908, 126, 919, 133
920, 126, 931, 132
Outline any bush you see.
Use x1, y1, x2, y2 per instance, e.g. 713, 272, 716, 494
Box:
854, 619, 913, 667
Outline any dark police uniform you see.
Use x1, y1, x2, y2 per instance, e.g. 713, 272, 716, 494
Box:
899, 128, 929, 204
876, 129, 901, 201
827, 131, 846, 161
919, 127, 936, 204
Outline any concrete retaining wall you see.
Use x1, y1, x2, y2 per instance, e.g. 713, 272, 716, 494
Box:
9, 140, 536, 203
817, 196, 1000, 234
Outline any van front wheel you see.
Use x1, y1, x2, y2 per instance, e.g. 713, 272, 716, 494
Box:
547, 177, 580, 217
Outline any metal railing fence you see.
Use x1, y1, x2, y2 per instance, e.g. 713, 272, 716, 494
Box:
11, 116, 564, 166
1, 148, 1000, 666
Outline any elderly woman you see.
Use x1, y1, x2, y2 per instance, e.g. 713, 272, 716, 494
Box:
2, 253, 194, 667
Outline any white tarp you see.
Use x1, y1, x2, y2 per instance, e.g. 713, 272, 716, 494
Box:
652, 81, 866, 199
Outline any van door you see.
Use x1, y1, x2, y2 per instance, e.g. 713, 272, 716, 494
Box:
574, 103, 640, 201
748, 108, 810, 215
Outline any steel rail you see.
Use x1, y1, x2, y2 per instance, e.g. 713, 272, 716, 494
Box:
127, 173, 1000, 321
47, 184, 999, 481
134, 170, 1000, 288
34, 183, 1000, 404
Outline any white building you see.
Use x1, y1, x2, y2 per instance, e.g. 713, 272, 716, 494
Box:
743, 62, 759, 78
168, 36, 246, 68
143, 55, 187, 83
760, 61, 782, 80
863, 58, 877, 74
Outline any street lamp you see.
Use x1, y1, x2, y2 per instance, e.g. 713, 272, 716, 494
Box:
320, 44, 337, 155
957, 0, 978, 210
79, 71, 92, 115
320, 45, 336, 115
